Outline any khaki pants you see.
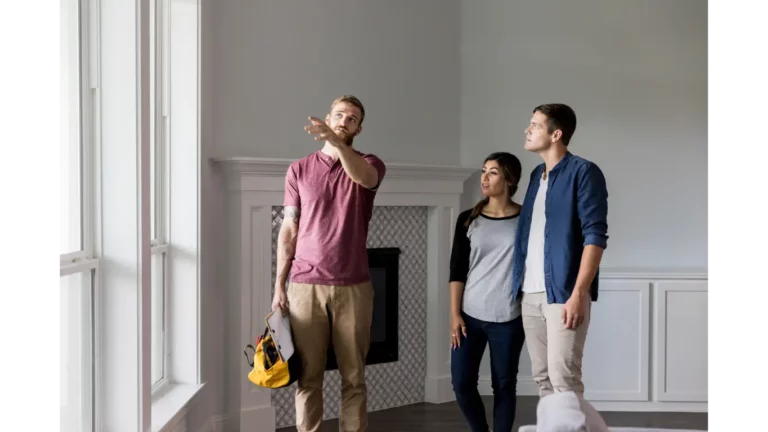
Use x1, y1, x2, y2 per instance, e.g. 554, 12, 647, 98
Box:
521, 292, 590, 398
287, 282, 374, 432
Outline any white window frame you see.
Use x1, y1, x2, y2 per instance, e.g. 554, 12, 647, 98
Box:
149, 0, 205, 429
60, 0, 99, 430
150, 0, 172, 395
150, 244, 171, 393
60, 0, 96, 266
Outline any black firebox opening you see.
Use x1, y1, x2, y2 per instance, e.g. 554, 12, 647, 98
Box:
325, 247, 400, 371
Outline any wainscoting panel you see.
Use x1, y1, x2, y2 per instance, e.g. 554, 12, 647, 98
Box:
582, 281, 651, 401
654, 280, 708, 402
270, 206, 429, 428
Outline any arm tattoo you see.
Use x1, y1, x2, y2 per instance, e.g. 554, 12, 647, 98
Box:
284, 206, 300, 221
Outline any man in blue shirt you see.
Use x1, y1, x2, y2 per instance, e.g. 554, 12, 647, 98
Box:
512, 103, 609, 397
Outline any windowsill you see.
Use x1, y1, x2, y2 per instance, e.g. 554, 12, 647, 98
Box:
151, 382, 206, 432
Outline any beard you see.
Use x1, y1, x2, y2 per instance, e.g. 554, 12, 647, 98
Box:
335, 127, 356, 146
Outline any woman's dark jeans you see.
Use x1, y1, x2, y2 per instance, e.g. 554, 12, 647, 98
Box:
451, 312, 526, 432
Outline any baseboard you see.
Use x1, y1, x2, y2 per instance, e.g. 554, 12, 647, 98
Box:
199, 406, 273, 432
424, 374, 456, 404
197, 414, 228, 432
478, 375, 707, 413
478, 375, 539, 397
242, 405, 275, 431
589, 401, 708, 413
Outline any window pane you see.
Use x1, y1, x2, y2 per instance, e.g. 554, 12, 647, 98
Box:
150, 0, 157, 241
60, 271, 93, 432
151, 252, 165, 386
60, 0, 83, 254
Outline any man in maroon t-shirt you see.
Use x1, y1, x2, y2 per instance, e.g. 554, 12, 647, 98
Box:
272, 95, 386, 432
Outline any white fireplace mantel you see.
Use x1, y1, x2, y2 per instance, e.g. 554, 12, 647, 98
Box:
214, 156, 477, 431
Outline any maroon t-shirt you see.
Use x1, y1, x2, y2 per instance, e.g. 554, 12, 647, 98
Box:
284, 150, 386, 286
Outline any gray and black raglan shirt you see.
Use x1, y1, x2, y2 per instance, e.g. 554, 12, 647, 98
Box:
449, 209, 521, 323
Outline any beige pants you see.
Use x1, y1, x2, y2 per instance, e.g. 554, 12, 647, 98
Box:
287, 282, 374, 432
521, 292, 591, 398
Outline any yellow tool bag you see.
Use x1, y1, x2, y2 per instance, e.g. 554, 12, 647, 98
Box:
243, 311, 301, 389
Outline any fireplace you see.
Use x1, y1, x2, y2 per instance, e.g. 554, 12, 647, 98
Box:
324, 247, 401, 370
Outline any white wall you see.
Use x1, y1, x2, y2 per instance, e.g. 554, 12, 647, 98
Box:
192, 0, 227, 428
211, 0, 461, 165
460, 0, 707, 395
460, 0, 708, 269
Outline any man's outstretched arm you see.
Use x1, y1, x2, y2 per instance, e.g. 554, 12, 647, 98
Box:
304, 116, 384, 189
335, 144, 380, 189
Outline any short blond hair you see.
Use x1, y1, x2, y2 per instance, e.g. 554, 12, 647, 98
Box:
330, 95, 366, 126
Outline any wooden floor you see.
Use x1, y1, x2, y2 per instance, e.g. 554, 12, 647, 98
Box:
276, 396, 708, 431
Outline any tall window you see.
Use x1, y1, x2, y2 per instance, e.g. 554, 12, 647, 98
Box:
60, 0, 95, 431
150, 0, 170, 391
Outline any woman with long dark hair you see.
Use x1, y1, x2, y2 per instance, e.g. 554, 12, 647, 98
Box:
448, 152, 526, 432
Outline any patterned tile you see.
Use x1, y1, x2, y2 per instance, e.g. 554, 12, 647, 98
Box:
270, 206, 428, 428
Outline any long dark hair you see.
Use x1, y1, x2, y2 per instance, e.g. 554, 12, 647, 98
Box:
465, 152, 522, 227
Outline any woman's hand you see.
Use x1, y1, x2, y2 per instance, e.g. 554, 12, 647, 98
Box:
450, 314, 467, 349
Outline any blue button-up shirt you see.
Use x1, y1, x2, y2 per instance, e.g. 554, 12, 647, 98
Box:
512, 152, 609, 304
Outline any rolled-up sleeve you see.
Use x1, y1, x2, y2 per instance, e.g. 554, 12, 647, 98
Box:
283, 163, 301, 208
363, 154, 387, 191
576, 162, 609, 249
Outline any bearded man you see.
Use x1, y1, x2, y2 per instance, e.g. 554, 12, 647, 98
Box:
272, 95, 387, 432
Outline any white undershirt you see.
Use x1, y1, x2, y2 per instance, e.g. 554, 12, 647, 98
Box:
522, 176, 548, 294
